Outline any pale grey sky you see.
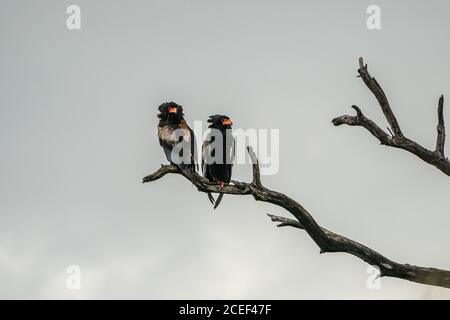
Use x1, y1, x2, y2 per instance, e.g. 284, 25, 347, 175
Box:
1, 0, 450, 299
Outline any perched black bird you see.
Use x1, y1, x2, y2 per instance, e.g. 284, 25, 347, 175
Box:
157, 102, 197, 175
202, 114, 235, 209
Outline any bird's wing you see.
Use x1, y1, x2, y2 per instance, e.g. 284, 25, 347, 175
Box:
228, 135, 236, 181
158, 126, 177, 163
187, 125, 198, 171
201, 133, 213, 177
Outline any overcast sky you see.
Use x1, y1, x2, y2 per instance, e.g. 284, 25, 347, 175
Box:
1, 0, 450, 299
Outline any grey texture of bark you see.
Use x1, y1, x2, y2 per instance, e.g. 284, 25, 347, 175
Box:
143, 147, 450, 289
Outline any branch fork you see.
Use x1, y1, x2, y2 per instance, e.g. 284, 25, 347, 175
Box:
333, 58, 450, 176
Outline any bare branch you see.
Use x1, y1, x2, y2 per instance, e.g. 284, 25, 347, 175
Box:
357, 57, 403, 137
248, 146, 262, 187
333, 58, 450, 176
332, 105, 391, 145
267, 214, 304, 229
436, 95, 446, 157
143, 164, 180, 182
143, 164, 253, 195
143, 149, 450, 289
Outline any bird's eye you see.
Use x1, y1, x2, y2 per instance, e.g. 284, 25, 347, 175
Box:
222, 118, 233, 125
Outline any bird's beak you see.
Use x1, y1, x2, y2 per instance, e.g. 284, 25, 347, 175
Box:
223, 119, 233, 125
168, 107, 177, 114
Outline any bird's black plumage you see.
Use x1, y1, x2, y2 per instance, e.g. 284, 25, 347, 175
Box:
157, 102, 197, 176
202, 114, 235, 209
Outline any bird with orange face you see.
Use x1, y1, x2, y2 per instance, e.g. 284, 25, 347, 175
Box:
202, 114, 235, 209
157, 102, 197, 175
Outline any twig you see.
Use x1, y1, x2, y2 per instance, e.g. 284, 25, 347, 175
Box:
436, 95, 446, 157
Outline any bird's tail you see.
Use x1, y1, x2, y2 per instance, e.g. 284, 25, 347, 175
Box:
213, 193, 224, 210
207, 192, 215, 206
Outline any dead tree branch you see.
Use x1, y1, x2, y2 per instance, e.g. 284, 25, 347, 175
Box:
332, 58, 450, 176
436, 95, 446, 157
143, 147, 450, 289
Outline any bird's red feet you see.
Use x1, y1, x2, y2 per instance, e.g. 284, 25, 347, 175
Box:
220, 181, 225, 189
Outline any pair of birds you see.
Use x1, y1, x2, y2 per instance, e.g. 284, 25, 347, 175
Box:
157, 101, 235, 209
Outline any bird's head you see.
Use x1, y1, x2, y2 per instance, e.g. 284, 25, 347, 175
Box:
207, 114, 233, 130
157, 102, 184, 124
